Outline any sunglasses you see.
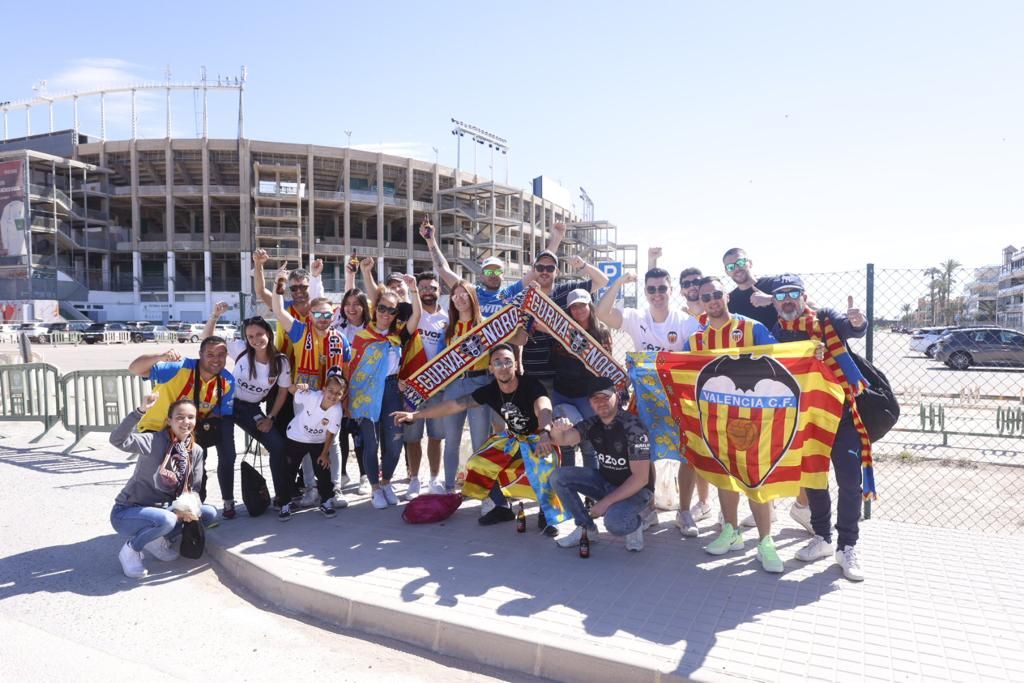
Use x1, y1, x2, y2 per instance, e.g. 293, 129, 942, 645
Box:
646, 285, 670, 295
289, 284, 309, 292
492, 359, 515, 369
680, 279, 701, 289
724, 258, 750, 273
376, 305, 399, 316
534, 264, 557, 273
774, 290, 804, 301
699, 291, 725, 303
419, 285, 439, 293
482, 268, 503, 277
311, 311, 333, 320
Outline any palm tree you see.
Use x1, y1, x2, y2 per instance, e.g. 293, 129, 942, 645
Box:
939, 259, 962, 324
901, 303, 911, 326
924, 267, 942, 325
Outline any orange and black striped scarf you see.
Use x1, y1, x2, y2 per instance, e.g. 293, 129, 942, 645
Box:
778, 308, 876, 499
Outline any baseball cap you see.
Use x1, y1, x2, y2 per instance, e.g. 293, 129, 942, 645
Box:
480, 256, 503, 269
587, 376, 616, 398
385, 272, 405, 285
566, 289, 592, 307
771, 273, 805, 293
534, 249, 558, 264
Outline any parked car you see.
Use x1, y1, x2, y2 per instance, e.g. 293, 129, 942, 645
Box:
40, 321, 91, 342
177, 323, 207, 343
909, 326, 956, 357
123, 321, 156, 343
140, 325, 172, 342
82, 322, 130, 344
214, 323, 238, 340
16, 321, 50, 342
933, 328, 1024, 370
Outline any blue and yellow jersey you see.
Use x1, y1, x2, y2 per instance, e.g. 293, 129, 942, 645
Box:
138, 358, 235, 432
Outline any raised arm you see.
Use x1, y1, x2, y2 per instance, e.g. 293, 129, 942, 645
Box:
271, 263, 297, 332
252, 249, 274, 309
360, 256, 380, 306
109, 395, 158, 454
420, 217, 460, 289
203, 301, 230, 340
344, 254, 358, 292
596, 272, 634, 330
647, 247, 662, 272
308, 258, 324, 299
402, 273, 422, 334
129, 348, 181, 378
545, 221, 566, 255
568, 254, 609, 289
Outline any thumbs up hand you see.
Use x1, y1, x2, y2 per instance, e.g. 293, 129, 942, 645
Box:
847, 295, 865, 328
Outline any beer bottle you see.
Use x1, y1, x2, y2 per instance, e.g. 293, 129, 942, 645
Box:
516, 502, 526, 533
579, 528, 590, 558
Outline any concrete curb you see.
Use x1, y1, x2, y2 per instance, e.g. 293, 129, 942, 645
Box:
207, 537, 692, 683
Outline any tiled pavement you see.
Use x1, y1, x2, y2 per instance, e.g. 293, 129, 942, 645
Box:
208, 487, 1024, 683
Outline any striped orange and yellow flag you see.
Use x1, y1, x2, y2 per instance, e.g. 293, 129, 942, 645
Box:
629, 341, 846, 503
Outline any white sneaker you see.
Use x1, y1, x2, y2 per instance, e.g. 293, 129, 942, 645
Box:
555, 526, 599, 548
480, 497, 496, 517
625, 527, 644, 552
338, 474, 351, 488
796, 535, 834, 562
143, 536, 180, 562
118, 542, 147, 579
675, 510, 699, 537
428, 478, 446, 495
741, 503, 777, 528
357, 475, 371, 496
836, 545, 865, 582
789, 502, 814, 535
382, 484, 399, 506
299, 487, 320, 508
371, 489, 389, 509
403, 478, 421, 501
331, 489, 349, 509
690, 500, 713, 522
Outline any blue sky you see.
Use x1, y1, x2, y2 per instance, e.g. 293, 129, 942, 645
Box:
2, 1, 1022, 292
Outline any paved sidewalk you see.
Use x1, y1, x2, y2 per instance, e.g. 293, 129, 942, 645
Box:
209, 473, 1024, 683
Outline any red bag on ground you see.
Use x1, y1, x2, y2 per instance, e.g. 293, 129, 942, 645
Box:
402, 493, 463, 524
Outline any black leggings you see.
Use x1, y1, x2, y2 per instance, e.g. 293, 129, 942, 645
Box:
272, 439, 334, 505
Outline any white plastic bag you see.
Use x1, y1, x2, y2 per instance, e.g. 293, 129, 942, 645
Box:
170, 491, 201, 518
653, 459, 681, 511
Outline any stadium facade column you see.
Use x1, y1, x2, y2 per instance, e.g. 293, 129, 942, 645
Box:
130, 139, 141, 305
342, 149, 351, 257
406, 159, 414, 274
376, 153, 384, 281
431, 159, 439, 230
306, 147, 315, 267
238, 138, 252, 303
102, 254, 111, 289
202, 137, 212, 312
167, 250, 176, 305
165, 139, 175, 309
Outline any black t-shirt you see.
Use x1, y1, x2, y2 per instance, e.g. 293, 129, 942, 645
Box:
521, 279, 592, 379
551, 326, 611, 397
727, 276, 782, 329
574, 410, 652, 490
471, 375, 549, 436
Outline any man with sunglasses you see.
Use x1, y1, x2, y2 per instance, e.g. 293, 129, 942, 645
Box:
419, 217, 566, 318
722, 248, 781, 329
646, 247, 706, 318
402, 271, 450, 499
769, 274, 868, 581
680, 277, 785, 572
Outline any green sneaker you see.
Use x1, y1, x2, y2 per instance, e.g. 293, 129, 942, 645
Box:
756, 536, 784, 573
705, 523, 743, 556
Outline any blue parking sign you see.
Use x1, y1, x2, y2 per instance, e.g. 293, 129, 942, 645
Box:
596, 261, 622, 301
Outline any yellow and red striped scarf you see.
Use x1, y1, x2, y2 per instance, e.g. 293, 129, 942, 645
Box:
778, 308, 876, 499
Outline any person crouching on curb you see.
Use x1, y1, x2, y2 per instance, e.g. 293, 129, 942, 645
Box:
275, 369, 347, 521
109, 395, 217, 579
549, 376, 656, 552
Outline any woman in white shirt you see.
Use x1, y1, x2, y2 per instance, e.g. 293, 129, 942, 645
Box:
204, 304, 292, 517
276, 370, 347, 521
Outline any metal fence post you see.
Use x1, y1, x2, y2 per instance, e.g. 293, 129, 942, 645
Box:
864, 263, 874, 520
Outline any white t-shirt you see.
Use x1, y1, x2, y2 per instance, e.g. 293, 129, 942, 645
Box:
332, 317, 365, 346
620, 308, 699, 352
286, 389, 344, 444
227, 339, 293, 403
418, 308, 450, 360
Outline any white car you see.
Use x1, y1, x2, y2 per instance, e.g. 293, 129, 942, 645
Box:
908, 326, 955, 357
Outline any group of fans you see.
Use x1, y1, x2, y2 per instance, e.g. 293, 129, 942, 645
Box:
109, 221, 868, 585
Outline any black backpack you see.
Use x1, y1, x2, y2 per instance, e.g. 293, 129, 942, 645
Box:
849, 350, 900, 442
240, 454, 272, 517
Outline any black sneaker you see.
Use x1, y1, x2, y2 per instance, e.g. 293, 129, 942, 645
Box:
537, 511, 547, 530
319, 502, 337, 518
478, 506, 516, 526
278, 504, 292, 522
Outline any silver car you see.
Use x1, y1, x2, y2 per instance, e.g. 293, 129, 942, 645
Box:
933, 328, 1024, 370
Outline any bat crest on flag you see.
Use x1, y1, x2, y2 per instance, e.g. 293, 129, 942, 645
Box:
695, 353, 802, 489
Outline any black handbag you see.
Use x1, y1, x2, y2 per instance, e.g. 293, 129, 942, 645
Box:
180, 519, 206, 559
193, 369, 224, 449
240, 453, 271, 517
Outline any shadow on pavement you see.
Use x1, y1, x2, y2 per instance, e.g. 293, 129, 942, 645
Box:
0, 444, 133, 476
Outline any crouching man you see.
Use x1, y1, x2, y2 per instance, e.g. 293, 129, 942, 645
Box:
549, 376, 655, 552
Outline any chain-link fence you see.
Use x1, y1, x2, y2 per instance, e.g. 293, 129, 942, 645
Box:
605, 265, 1024, 536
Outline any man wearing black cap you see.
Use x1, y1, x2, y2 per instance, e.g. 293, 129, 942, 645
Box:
549, 376, 655, 552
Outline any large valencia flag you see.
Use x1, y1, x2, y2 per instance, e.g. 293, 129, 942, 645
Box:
628, 341, 846, 503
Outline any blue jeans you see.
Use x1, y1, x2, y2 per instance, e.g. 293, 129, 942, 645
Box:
110, 503, 217, 551
807, 412, 863, 548
359, 376, 405, 485
549, 467, 653, 536
441, 374, 493, 491
552, 390, 598, 469
223, 399, 286, 502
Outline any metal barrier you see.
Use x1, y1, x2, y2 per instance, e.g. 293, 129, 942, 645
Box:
153, 330, 177, 344
0, 332, 17, 344
60, 370, 150, 452
48, 331, 83, 345
95, 331, 132, 344
0, 363, 62, 442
